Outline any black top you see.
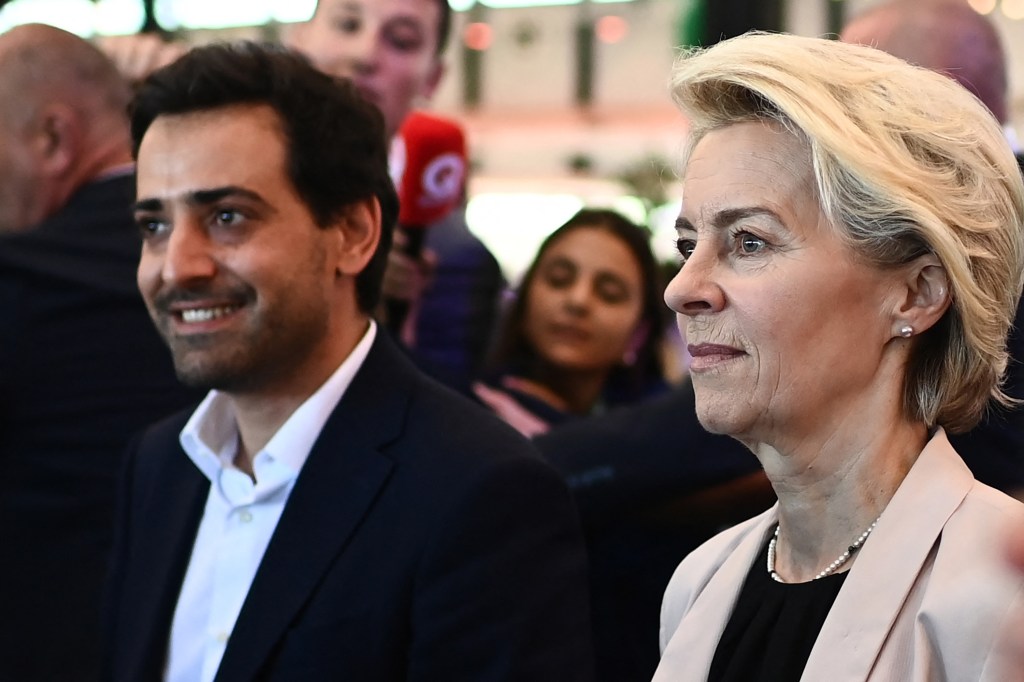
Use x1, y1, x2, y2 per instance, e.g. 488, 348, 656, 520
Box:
708, 535, 848, 682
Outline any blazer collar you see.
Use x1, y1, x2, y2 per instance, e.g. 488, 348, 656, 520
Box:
804, 428, 972, 680
656, 430, 972, 682
213, 332, 414, 681
655, 507, 777, 681
119, 430, 210, 681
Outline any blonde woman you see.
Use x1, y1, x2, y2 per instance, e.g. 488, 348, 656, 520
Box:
655, 33, 1024, 681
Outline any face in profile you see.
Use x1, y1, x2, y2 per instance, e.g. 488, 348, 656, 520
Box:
134, 104, 346, 396
666, 120, 901, 447
290, 0, 444, 139
523, 226, 646, 375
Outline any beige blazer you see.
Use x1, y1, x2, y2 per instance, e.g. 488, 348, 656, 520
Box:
655, 430, 1024, 681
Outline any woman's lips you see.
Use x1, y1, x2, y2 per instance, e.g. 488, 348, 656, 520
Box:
547, 323, 591, 343
687, 343, 745, 371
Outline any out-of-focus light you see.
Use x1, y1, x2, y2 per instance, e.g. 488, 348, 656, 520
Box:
464, 22, 493, 50
0, 0, 94, 36
449, 0, 475, 11
648, 200, 683, 264
611, 196, 647, 226
466, 194, 585, 282
154, 0, 274, 29
480, 0, 581, 7
272, 0, 316, 23
595, 15, 628, 44
968, 0, 997, 13
95, 0, 145, 35
1002, 0, 1024, 19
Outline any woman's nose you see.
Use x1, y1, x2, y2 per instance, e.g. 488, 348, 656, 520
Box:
664, 246, 725, 316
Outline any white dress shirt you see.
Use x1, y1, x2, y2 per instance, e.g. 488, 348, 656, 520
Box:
164, 322, 377, 682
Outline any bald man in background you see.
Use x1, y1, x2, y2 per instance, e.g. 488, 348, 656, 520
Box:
843, 0, 1024, 496
0, 24, 200, 680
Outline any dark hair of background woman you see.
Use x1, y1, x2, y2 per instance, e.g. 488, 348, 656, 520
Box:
485, 208, 667, 406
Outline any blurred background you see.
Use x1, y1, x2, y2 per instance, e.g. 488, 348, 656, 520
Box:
3, 0, 1022, 282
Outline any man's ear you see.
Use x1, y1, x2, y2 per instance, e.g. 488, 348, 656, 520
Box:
33, 104, 78, 178
333, 196, 382, 278
890, 253, 951, 339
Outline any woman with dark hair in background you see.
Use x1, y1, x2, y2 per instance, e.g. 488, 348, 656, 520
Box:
474, 208, 667, 436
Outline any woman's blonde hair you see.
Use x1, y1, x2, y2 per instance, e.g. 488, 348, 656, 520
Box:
671, 32, 1024, 431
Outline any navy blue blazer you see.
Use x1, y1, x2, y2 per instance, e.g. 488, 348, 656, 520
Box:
103, 333, 594, 681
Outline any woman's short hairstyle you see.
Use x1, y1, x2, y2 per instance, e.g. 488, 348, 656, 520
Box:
671, 32, 1024, 432
486, 208, 665, 403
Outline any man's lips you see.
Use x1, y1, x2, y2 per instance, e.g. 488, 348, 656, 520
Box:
172, 305, 240, 324
159, 295, 246, 330
353, 81, 380, 105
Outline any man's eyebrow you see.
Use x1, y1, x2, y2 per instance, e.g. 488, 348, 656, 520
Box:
189, 186, 265, 207
133, 198, 163, 212
133, 186, 266, 213
675, 207, 782, 232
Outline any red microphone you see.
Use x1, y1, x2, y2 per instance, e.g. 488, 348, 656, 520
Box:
387, 111, 468, 332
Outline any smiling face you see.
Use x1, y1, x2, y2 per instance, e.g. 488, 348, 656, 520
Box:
134, 104, 357, 397
523, 226, 645, 375
666, 121, 903, 447
291, 0, 444, 139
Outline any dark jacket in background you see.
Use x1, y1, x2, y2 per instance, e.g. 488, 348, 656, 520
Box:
0, 174, 202, 681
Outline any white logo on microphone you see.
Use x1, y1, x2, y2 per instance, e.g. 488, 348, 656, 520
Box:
419, 153, 465, 207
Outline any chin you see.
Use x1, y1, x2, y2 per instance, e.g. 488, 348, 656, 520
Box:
693, 395, 753, 438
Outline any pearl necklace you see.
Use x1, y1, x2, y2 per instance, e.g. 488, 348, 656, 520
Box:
767, 517, 880, 583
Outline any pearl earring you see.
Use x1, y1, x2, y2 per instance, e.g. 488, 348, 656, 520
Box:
899, 324, 914, 338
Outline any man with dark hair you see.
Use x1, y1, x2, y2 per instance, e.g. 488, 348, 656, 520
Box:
100, 0, 504, 392
103, 42, 593, 682
0, 24, 201, 681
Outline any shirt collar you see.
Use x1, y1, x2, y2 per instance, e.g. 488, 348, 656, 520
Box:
179, 321, 378, 482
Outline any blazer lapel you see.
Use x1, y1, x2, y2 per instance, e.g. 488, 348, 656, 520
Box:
121, 443, 209, 680
803, 430, 973, 681
214, 334, 412, 681
655, 508, 778, 682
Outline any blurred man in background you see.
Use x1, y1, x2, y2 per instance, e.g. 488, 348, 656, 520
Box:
0, 23, 200, 680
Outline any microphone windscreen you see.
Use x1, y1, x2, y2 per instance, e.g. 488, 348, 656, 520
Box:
395, 111, 468, 228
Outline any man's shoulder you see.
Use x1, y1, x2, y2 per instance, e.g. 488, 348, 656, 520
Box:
402, 368, 545, 467
130, 406, 200, 463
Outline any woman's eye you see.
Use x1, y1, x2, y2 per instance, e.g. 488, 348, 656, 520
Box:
541, 260, 576, 288
676, 238, 696, 262
738, 233, 766, 254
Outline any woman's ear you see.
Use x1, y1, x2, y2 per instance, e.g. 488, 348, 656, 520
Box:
890, 253, 951, 340
332, 196, 382, 278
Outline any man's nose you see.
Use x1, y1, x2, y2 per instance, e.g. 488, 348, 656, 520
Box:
160, 220, 217, 286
